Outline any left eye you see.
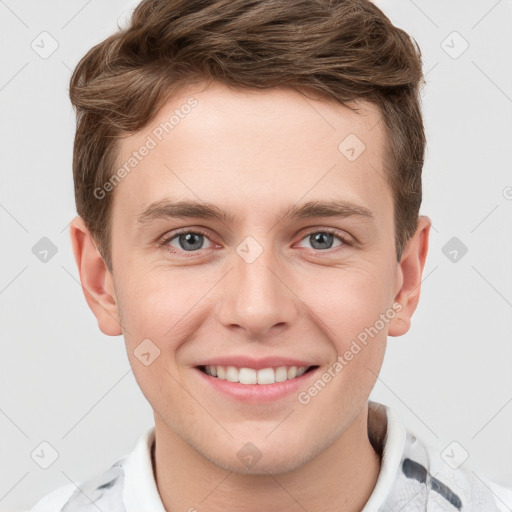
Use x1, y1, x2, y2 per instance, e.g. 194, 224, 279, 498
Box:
296, 231, 346, 251
164, 231, 213, 252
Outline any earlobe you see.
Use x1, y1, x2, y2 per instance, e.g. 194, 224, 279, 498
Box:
388, 216, 431, 337
69, 216, 123, 336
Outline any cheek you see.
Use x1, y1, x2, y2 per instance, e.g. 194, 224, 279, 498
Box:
302, 264, 395, 340
117, 267, 210, 339
303, 269, 391, 399
115, 273, 193, 410
296, 264, 393, 399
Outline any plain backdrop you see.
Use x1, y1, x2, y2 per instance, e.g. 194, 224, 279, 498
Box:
1, 0, 511, 510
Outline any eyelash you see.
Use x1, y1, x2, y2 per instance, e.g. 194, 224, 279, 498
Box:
158, 227, 351, 256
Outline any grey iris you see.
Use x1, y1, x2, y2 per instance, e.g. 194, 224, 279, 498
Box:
310, 232, 334, 250
179, 233, 204, 251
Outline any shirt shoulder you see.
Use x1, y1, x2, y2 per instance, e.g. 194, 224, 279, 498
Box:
396, 431, 512, 511
28, 483, 77, 512
29, 458, 127, 512
28, 425, 159, 512
365, 402, 512, 511
485, 480, 512, 512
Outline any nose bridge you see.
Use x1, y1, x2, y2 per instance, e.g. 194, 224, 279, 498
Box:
216, 234, 298, 335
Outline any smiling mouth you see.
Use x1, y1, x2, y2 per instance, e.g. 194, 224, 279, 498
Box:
197, 365, 318, 385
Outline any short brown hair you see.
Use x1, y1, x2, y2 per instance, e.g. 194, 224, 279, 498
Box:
70, 0, 426, 272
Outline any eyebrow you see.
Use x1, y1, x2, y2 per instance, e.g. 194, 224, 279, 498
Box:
136, 199, 374, 226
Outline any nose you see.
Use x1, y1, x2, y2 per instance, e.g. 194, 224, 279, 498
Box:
214, 239, 300, 339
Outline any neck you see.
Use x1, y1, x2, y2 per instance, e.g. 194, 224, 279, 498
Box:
153, 405, 381, 512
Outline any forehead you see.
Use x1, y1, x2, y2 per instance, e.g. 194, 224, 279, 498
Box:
111, 80, 391, 227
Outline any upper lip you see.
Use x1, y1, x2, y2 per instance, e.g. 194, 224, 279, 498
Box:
195, 356, 317, 370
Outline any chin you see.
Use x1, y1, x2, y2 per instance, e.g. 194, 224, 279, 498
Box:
216, 448, 316, 476
198, 434, 323, 476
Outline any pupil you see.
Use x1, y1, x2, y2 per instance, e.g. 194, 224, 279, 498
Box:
310, 232, 333, 250
180, 233, 203, 251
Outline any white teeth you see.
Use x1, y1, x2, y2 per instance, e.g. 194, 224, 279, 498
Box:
296, 367, 307, 377
202, 365, 311, 384
275, 366, 288, 382
239, 367, 257, 384
257, 368, 275, 385
226, 366, 239, 382
216, 366, 226, 379
287, 366, 297, 379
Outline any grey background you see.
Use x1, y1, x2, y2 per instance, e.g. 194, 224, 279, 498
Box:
1, 0, 511, 510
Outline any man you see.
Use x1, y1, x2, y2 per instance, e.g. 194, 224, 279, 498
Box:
30, 0, 512, 510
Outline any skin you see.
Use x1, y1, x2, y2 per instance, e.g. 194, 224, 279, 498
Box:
70, 80, 430, 512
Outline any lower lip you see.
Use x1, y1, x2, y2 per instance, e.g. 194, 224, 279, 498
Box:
194, 367, 319, 403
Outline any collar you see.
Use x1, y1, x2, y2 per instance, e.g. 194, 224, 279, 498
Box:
122, 423, 166, 512
362, 401, 407, 509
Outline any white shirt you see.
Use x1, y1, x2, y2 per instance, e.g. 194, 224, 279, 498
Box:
29, 401, 512, 511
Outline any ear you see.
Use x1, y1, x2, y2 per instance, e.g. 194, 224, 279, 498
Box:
388, 216, 431, 337
69, 216, 123, 336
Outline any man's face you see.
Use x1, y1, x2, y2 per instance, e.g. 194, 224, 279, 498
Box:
108, 81, 402, 473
